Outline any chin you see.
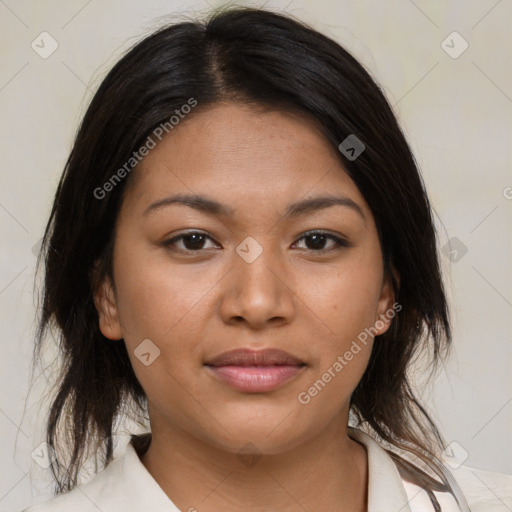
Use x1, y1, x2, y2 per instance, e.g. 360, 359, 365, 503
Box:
199, 410, 312, 455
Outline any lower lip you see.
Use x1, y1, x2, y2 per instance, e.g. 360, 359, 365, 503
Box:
206, 364, 305, 392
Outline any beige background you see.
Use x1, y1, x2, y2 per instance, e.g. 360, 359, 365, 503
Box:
0, 0, 511, 510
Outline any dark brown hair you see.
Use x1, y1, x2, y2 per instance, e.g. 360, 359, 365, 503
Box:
31, 4, 453, 499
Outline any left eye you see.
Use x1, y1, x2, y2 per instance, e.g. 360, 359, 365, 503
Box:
163, 230, 348, 253
293, 231, 348, 252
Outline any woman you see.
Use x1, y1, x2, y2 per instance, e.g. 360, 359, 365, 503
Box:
22, 6, 511, 512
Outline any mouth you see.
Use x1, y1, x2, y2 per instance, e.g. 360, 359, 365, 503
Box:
204, 348, 307, 393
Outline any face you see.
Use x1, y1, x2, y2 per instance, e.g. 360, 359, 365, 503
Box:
95, 102, 395, 455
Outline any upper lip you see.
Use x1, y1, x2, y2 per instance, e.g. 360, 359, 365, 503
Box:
205, 348, 305, 367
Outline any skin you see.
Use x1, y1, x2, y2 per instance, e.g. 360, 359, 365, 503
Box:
94, 102, 396, 512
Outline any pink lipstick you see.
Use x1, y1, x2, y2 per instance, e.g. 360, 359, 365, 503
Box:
204, 348, 306, 392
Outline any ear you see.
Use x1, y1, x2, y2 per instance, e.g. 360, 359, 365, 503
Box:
93, 272, 123, 341
374, 269, 400, 336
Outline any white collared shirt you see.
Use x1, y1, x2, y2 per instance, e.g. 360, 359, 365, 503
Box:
21, 428, 512, 511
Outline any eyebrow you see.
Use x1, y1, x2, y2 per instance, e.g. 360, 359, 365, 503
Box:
142, 193, 366, 222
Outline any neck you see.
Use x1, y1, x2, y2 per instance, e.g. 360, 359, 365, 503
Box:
138, 413, 368, 512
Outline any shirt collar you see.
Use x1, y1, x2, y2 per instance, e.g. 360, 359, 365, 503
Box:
117, 434, 179, 511
347, 427, 413, 512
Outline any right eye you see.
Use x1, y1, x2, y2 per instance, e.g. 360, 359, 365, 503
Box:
163, 231, 219, 252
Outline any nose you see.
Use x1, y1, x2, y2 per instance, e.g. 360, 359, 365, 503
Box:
218, 241, 295, 329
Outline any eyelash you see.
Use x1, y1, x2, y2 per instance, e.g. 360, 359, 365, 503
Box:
163, 230, 349, 254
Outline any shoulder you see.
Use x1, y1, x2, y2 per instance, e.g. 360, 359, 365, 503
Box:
402, 463, 512, 512
20, 436, 177, 512
349, 427, 512, 511
451, 463, 512, 511
20, 454, 126, 512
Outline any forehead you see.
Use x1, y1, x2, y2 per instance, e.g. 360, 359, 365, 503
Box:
122, 102, 369, 220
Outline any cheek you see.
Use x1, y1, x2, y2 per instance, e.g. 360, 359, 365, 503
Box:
299, 254, 383, 340
294, 249, 382, 399
295, 265, 377, 416
295, 343, 371, 433
112, 249, 215, 406
112, 239, 218, 344
110, 242, 230, 402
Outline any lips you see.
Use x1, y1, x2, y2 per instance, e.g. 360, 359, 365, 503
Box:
204, 348, 305, 367
204, 348, 306, 392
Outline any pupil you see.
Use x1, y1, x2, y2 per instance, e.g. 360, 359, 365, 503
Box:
307, 234, 325, 250
185, 234, 204, 250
